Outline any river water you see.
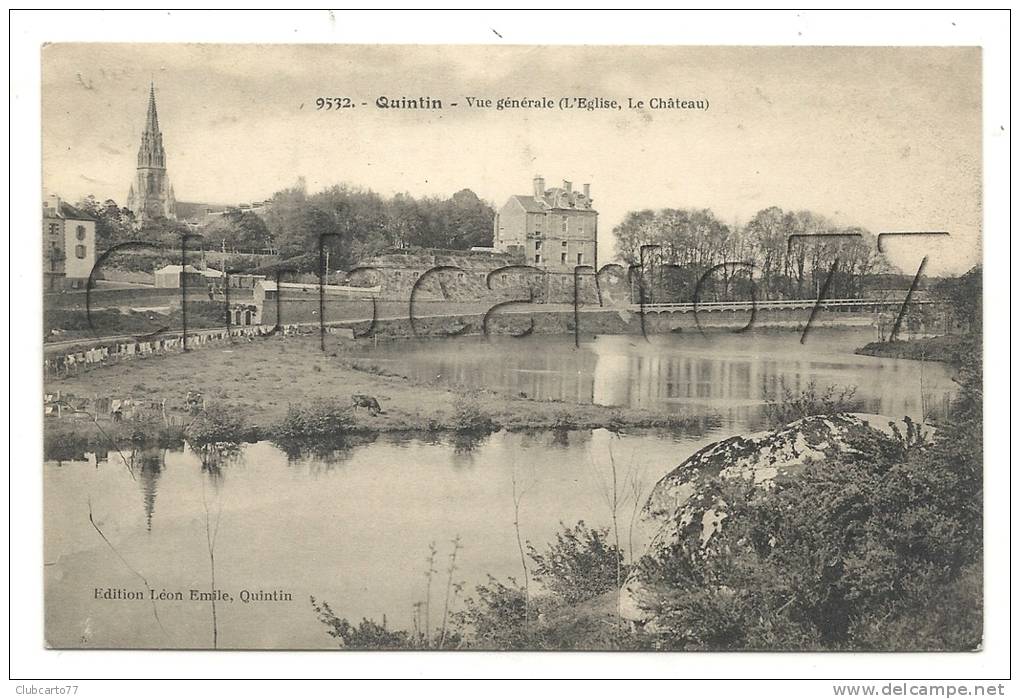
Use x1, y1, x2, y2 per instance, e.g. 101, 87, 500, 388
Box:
44, 328, 956, 648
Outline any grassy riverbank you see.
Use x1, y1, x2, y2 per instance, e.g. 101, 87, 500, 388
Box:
855, 334, 977, 366
44, 333, 710, 454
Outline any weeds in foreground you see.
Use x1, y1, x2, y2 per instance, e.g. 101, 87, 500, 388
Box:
311, 521, 627, 650
311, 535, 465, 650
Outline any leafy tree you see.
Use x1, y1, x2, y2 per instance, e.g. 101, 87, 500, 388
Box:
76, 195, 136, 249
201, 209, 272, 252
935, 265, 982, 333
612, 205, 887, 302
262, 182, 496, 271
439, 188, 496, 249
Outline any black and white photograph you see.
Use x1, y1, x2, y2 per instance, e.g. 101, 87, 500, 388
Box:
9, 8, 1011, 689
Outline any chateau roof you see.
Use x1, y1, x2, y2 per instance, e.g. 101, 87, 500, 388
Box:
509, 189, 595, 212
509, 195, 548, 213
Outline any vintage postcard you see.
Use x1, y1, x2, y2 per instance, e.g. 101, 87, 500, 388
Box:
39, 42, 984, 653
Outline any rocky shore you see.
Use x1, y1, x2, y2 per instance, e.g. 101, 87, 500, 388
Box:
620, 413, 929, 629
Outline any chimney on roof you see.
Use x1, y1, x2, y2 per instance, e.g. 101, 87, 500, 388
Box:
533, 175, 545, 199
583, 183, 590, 199
563, 180, 572, 194
43, 193, 62, 215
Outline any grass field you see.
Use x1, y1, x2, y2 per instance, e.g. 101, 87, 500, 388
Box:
45, 333, 707, 445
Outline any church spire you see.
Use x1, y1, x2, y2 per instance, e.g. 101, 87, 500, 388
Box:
135, 82, 166, 170
127, 81, 176, 223
144, 81, 160, 134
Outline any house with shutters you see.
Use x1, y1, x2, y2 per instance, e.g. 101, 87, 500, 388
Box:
43, 194, 96, 291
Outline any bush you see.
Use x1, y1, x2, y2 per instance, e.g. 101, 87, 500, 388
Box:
310, 597, 410, 649
549, 408, 578, 431
185, 402, 249, 445
43, 429, 91, 461
527, 521, 627, 604
271, 398, 354, 441
454, 576, 532, 650
761, 378, 862, 429
450, 399, 497, 434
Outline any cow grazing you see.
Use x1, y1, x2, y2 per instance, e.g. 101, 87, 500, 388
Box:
351, 394, 384, 416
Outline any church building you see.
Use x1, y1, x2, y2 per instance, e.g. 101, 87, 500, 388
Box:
126, 83, 177, 223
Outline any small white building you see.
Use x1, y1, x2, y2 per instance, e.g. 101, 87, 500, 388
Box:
153, 264, 204, 288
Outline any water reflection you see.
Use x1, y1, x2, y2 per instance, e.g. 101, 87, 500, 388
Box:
359, 329, 957, 430
44, 329, 960, 648
131, 448, 165, 531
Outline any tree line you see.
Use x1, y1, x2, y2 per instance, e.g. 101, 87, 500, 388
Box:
76, 182, 496, 273
80, 186, 890, 295
613, 206, 888, 302
260, 182, 494, 270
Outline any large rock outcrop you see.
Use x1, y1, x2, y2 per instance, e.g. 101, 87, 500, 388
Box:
620, 413, 927, 627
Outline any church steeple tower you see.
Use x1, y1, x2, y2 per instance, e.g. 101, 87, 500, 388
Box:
127, 82, 176, 223
145, 82, 159, 131
137, 83, 166, 169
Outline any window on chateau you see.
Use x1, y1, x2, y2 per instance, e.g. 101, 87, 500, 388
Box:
561, 218, 567, 232
561, 252, 567, 264
577, 252, 583, 264
535, 240, 542, 250
48, 223, 59, 235
75, 245, 87, 259
561, 241, 567, 247
534, 254, 541, 264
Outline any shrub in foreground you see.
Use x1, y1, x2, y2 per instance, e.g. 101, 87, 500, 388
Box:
528, 521, 626, 605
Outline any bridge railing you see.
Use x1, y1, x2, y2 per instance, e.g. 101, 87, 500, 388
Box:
629, 298, 935, 312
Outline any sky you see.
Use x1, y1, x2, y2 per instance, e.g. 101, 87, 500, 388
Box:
41, 44, 982, 274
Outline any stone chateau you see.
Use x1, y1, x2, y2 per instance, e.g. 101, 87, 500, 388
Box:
493, 175, 598, 271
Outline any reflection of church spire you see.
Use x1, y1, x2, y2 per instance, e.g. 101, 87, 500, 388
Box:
136, 450, 165, 531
